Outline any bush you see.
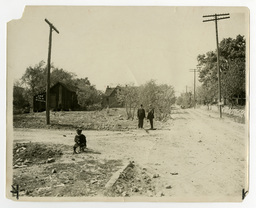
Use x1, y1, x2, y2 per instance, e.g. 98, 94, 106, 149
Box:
86, 104, 103, 111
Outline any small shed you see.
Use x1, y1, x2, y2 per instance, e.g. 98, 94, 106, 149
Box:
33, 82, 79, 112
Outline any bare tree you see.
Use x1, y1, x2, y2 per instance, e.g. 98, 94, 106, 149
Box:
116, 84, 139, 120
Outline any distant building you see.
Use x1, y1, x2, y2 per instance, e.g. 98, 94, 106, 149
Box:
102, 86, 124, 108
33, 82, 79, 112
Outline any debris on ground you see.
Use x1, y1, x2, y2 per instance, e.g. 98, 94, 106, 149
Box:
13, 142, 123, 197
152, 174, 160, 178
13, 142, 63, 167
170, 172, 178, 175
106, 162, 156, 197
156, 192, 165, 197
47, 158, 55, 163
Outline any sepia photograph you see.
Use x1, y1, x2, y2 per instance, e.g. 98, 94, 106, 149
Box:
6, 5, 249, 202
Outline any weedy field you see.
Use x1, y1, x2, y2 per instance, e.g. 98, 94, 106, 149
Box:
13, 108, 145, 130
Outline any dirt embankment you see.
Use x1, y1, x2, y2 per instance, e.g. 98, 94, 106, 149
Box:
199, 105, 245, 123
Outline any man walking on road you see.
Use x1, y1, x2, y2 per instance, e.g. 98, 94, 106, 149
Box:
137, 104, 146, 128
147, 104, 155, 130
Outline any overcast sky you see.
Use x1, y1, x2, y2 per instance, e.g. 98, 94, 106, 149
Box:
7, 6, 248, 94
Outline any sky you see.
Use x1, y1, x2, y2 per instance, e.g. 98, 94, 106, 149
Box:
7, 6, 248, 94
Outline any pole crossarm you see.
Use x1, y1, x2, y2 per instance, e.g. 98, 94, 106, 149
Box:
203, 17, 230, 22
45, 19, 60, 34
203, 13, 229, 18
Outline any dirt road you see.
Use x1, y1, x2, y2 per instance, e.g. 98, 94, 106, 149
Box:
13, 108, 247, 201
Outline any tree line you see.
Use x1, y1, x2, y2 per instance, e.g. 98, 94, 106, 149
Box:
14, 62, 177, 119
13, 60, 102, 113
176, 35, 246, 108
116, 80, 176, 121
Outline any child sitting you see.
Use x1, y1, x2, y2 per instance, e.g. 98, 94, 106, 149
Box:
73, 128, 87, 154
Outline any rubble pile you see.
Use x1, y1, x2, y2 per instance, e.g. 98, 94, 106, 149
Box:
13, 142, 63, 168
13, 142, 124, 197
107, 162, 156, 197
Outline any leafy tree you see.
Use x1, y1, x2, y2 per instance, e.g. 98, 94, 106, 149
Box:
176, 92, 193, 109
154, 84, 176, 120
176, 96, 183, 106
196, 86, 217, 108
117, 80, 176, 121
13, 81, 30, 113
74, 78, 102, 109
19, 61, 102, 110
197, 35, 246, 107
139, 80, 176, 120
20, 61, 46, 107
116, 84, 139, 120
139, 80, 159, 108
219, 35, 245, 106
21, 61, 46, 94
51, 67, 76, 88
21, 61, 77, 94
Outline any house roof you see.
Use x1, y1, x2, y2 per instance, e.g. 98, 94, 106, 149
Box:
104, 85, 124, 97
51, 82, 77, 93
34, 81, 77, 96
105, 87, 116, 97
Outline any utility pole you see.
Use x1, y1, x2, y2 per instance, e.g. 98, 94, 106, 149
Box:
203, 13, 230, 118
45, 19, 59, 125
189, 69, 199, 109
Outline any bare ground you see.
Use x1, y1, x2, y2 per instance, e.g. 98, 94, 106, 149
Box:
11, 107, 247, 201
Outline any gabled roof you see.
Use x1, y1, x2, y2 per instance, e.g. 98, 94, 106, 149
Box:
105, 87, 116, 97
104, 86, 123, 97
51, 82, 77, 93
34, 81, 77, 96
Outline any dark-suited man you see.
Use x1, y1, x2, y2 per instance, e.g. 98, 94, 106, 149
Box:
137, 104, 146, 128
147, 104, 155, 130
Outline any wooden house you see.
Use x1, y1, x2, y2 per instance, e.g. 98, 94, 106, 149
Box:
102, 86, 123, 108
33, 82, 79, 112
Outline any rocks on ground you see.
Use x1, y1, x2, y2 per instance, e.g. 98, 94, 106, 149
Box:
106, 162, 157, 197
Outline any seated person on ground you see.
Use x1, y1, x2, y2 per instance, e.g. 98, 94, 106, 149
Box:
73, 128, 87, 154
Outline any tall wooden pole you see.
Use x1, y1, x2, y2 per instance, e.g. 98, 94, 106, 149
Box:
194, 69, 196, 109
189, 69, 198, 109
46, 27, 52, 124
203, 13, 230, 118
214, 14, 222, 118
45, 19, 59, 125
